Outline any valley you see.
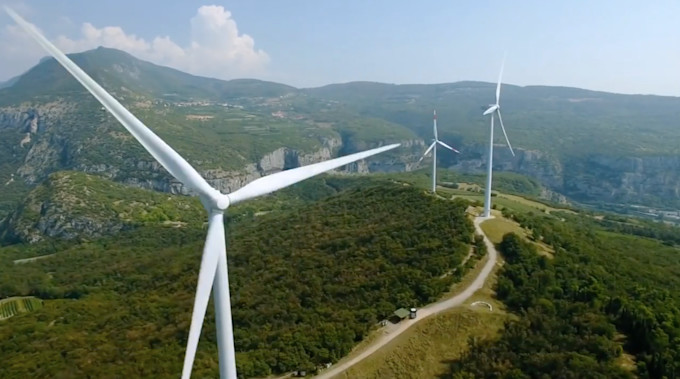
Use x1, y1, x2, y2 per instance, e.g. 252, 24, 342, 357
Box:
1, 48, 680, 222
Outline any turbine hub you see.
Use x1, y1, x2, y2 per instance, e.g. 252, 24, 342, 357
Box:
483, 104, 499, 116
215, 193, 230, 210
200, 192, 230, 212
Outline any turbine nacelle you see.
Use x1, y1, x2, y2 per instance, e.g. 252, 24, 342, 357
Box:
483, 104, 499, 116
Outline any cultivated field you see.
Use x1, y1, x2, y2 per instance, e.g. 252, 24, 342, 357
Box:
0, 297, 43, 320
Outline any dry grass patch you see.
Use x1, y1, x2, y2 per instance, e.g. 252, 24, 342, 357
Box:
336, 308, 508, 379
497, 193, 575, 214
481, 216, 554, 259
186, 114, 214, 121
480, 217, 524, 245
455, 182, 483, 192
613, 333, 637, 372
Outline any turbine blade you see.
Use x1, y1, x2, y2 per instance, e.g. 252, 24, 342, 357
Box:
496, 109, 515, 156
4, 7, 219, 201
182, 212, 225, 379
496, 56, 505, 105
433, 110, 438, 140
418, 142, 437, 163
228, 143, 400, 204
437, 140, 460, 154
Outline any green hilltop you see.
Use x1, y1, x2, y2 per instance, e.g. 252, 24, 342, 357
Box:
0, 173, 478, 377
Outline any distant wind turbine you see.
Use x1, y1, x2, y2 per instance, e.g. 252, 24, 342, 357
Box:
482, 57, 515, 217
3, 7, 400, 379
418, 110, 460, 193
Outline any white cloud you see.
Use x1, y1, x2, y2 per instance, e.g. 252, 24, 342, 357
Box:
185, 5, 269, 75
1, 5, 269, 81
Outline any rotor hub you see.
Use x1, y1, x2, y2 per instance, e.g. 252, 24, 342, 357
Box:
200, 192, 230, 212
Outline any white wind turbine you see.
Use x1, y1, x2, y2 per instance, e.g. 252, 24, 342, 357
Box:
418, 110, 459, 193
482, 58, 515, 217
4, 7, 400, 379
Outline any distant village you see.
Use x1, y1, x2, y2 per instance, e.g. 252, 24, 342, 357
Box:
629, 205, 680, 224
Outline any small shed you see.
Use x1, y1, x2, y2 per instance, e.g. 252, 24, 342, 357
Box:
389, 308, 412, 323
394, 308, 410, 320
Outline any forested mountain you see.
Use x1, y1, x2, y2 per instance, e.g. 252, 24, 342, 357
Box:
306, 81, 680, 210
1, 47, 680, 221
0, 48, 422, 221
1, 47, 296, 104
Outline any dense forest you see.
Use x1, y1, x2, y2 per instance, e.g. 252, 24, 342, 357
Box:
0, 181, 475, 378
448, 210, 680, 378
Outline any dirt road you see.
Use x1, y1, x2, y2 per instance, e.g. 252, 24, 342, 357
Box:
314, 216, 499, 379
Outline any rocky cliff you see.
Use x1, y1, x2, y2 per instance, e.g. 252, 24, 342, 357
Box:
2, 171, 204, 243
449, 143, 680, 208
449, 144, 564, 189
563, 155, 680, 207
0, 103, 424, 201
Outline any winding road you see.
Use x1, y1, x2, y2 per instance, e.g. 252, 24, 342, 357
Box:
314, 216, 499, 379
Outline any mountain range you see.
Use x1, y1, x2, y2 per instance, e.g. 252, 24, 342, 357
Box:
1, 47, 679, 222
1, 47, 680, 377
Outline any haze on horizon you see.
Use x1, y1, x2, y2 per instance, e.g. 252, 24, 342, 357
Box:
1, 0, 679, 96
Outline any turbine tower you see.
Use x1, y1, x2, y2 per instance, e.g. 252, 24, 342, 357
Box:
418, 110, 460, 193
3, 7, 400, 379
482, 58, 515, 217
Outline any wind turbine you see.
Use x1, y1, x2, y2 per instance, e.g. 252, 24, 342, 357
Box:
482, 58, 515, 217
418, 110, 459, 193
3, 7, 400, 379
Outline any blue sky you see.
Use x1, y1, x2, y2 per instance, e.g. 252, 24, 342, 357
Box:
1, 1, 679, 95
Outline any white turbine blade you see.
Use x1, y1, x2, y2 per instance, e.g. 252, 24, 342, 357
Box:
182, 212, 225, 379
496, 109, 515, 157
437, 140, 460, 154
483, 104, 498, 116
496, 57, 505, 105
433, 110, 438, 140
5, 7, 219, 202
418, 142, 437, 163
228, 143, 400, 204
